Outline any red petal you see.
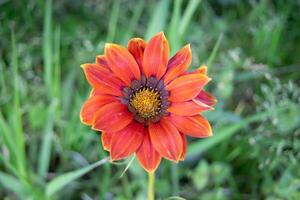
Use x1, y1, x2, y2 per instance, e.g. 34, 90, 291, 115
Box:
105, 43, 141, 86
81, 63, 124, 96
179, 133, 187, 161
136, 129, 161, 173
127, 38, 146, 71
148, 119, 183, 162
142, 32, 169, 79
101, 132, 112, 151
96, 55, 110, 72
92, 102, 133, 133
166, 72, 211, 102
163, 44, 192, 84
110, 122, 144, 161
195, 90, 217, 107
167, 99, 212, 116
195, 65, 207, 75
169, 115, 212, 138
80, 95, 117, 125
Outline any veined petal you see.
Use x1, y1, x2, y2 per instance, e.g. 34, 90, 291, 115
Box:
179, 133, 187, 161
110, 122, 144, 161
167, 99, 212, 116
195, 90, 217, 107
196, 65, 207, 75
142, 32, 169, 79
96, 55, 110, 72
92, 102, 133, 133
81, 63, 123, 96
166, 72, 211, 102
80, 95, 117, 125
137, 129, 161, 173
169, 115, 212, 138
101, 132, 112, 151
105, 43, 141, 85
127, 38, 146, 70
163, 44, 192, 84
148, 119, 183, 162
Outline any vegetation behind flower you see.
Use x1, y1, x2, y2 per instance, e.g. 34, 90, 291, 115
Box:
0, 0, 299, 199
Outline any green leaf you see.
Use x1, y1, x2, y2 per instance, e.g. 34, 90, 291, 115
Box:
0, 172, 28, 197
106, 0, 120, 42
206, 33, 223, 68
145, 0, 170, 40
46, 157, 109, 196
165, 196, 186, 200
179, 0, 201, 37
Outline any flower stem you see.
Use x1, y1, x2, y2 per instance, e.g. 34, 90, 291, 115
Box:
148, 172, 155, 200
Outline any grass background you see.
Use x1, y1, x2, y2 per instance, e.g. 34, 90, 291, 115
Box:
1, 0, 300, 199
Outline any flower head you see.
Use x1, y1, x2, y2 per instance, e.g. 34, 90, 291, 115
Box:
80, 32, 217, 172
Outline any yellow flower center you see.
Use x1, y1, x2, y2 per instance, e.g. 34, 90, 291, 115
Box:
130, 88, 161, 120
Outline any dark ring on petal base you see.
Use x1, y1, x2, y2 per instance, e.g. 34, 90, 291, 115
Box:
121, 75, 170, 124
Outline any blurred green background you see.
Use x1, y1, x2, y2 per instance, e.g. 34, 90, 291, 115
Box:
1, 0, 300, 199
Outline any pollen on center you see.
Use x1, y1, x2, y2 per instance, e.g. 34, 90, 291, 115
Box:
130, 88, 161, 119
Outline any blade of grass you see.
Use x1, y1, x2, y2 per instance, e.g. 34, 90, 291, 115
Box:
145, 0, 170, 40
178, 0, 201, 37
46, 157, 109, 196
43, 0, 53, 96
11, 29, 27, 179
106, 0, 120, 42
206, 33, 223, 68
168, 0, 183, 55
121, 0, 145, 44
187, 104, 291, 158
0, 172, 28, 197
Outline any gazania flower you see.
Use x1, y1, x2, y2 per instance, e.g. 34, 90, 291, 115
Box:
80, 32, 216, 173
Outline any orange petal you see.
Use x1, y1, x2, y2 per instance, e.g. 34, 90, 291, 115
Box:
195, 65, 207, 75
105, 43, 141, 86
96, 55, 110, 72
127, 38, 146, 70
101, 132, 112, 151
89, 88, 105, 97
136, 129, 161, 173
169, 115, 212, 138
179, 133, 187, 161
92, 102, 133, 133
148, 119, 183, 162
167, 99, 212, 116
80, 95, 117, 125
195, 90, 217, 107
110, 122, 144, 161
163, 44, 192, 84
81, 63, 123, 96
142, 32, 169, 79
166, 72, 211, 102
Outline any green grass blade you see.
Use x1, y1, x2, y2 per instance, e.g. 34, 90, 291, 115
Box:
187, 105, 290, 158
168, 0, 183, 55
38, 100, 57, 178
179, 0, 201, 37
106, 0, 120, 42
43, 0, 53, 95
11, 30, 27, 179
46, 157, 109, 196
145, 0, 170, 40
206, 33, 223, 68
0, 172, 28, 197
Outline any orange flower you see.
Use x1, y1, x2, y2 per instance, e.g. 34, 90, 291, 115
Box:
80, 32, 217, 173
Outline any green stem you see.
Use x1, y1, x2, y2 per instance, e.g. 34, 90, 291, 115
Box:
148, 172, 155, 200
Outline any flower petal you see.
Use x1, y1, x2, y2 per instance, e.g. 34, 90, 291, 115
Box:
195, 90, 217, 107
179, 133, 187, 161
148, 119, 183, 161
80, 95, 117, 125
110, 122, 144, 161
105, 43, 141, 86
92, 102, 133, 133
101, 132, 112, 151
96, 55, 110, 72
167, 99, 212, 116
169, 115, 212, 138
166, 72, 211, 102
81, 63, 124, 96
127, 38, 146, 70
163, 44, 192, 84
142, 32, 169, 79
196, 65, 207, 75
137, 129, 161, 173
